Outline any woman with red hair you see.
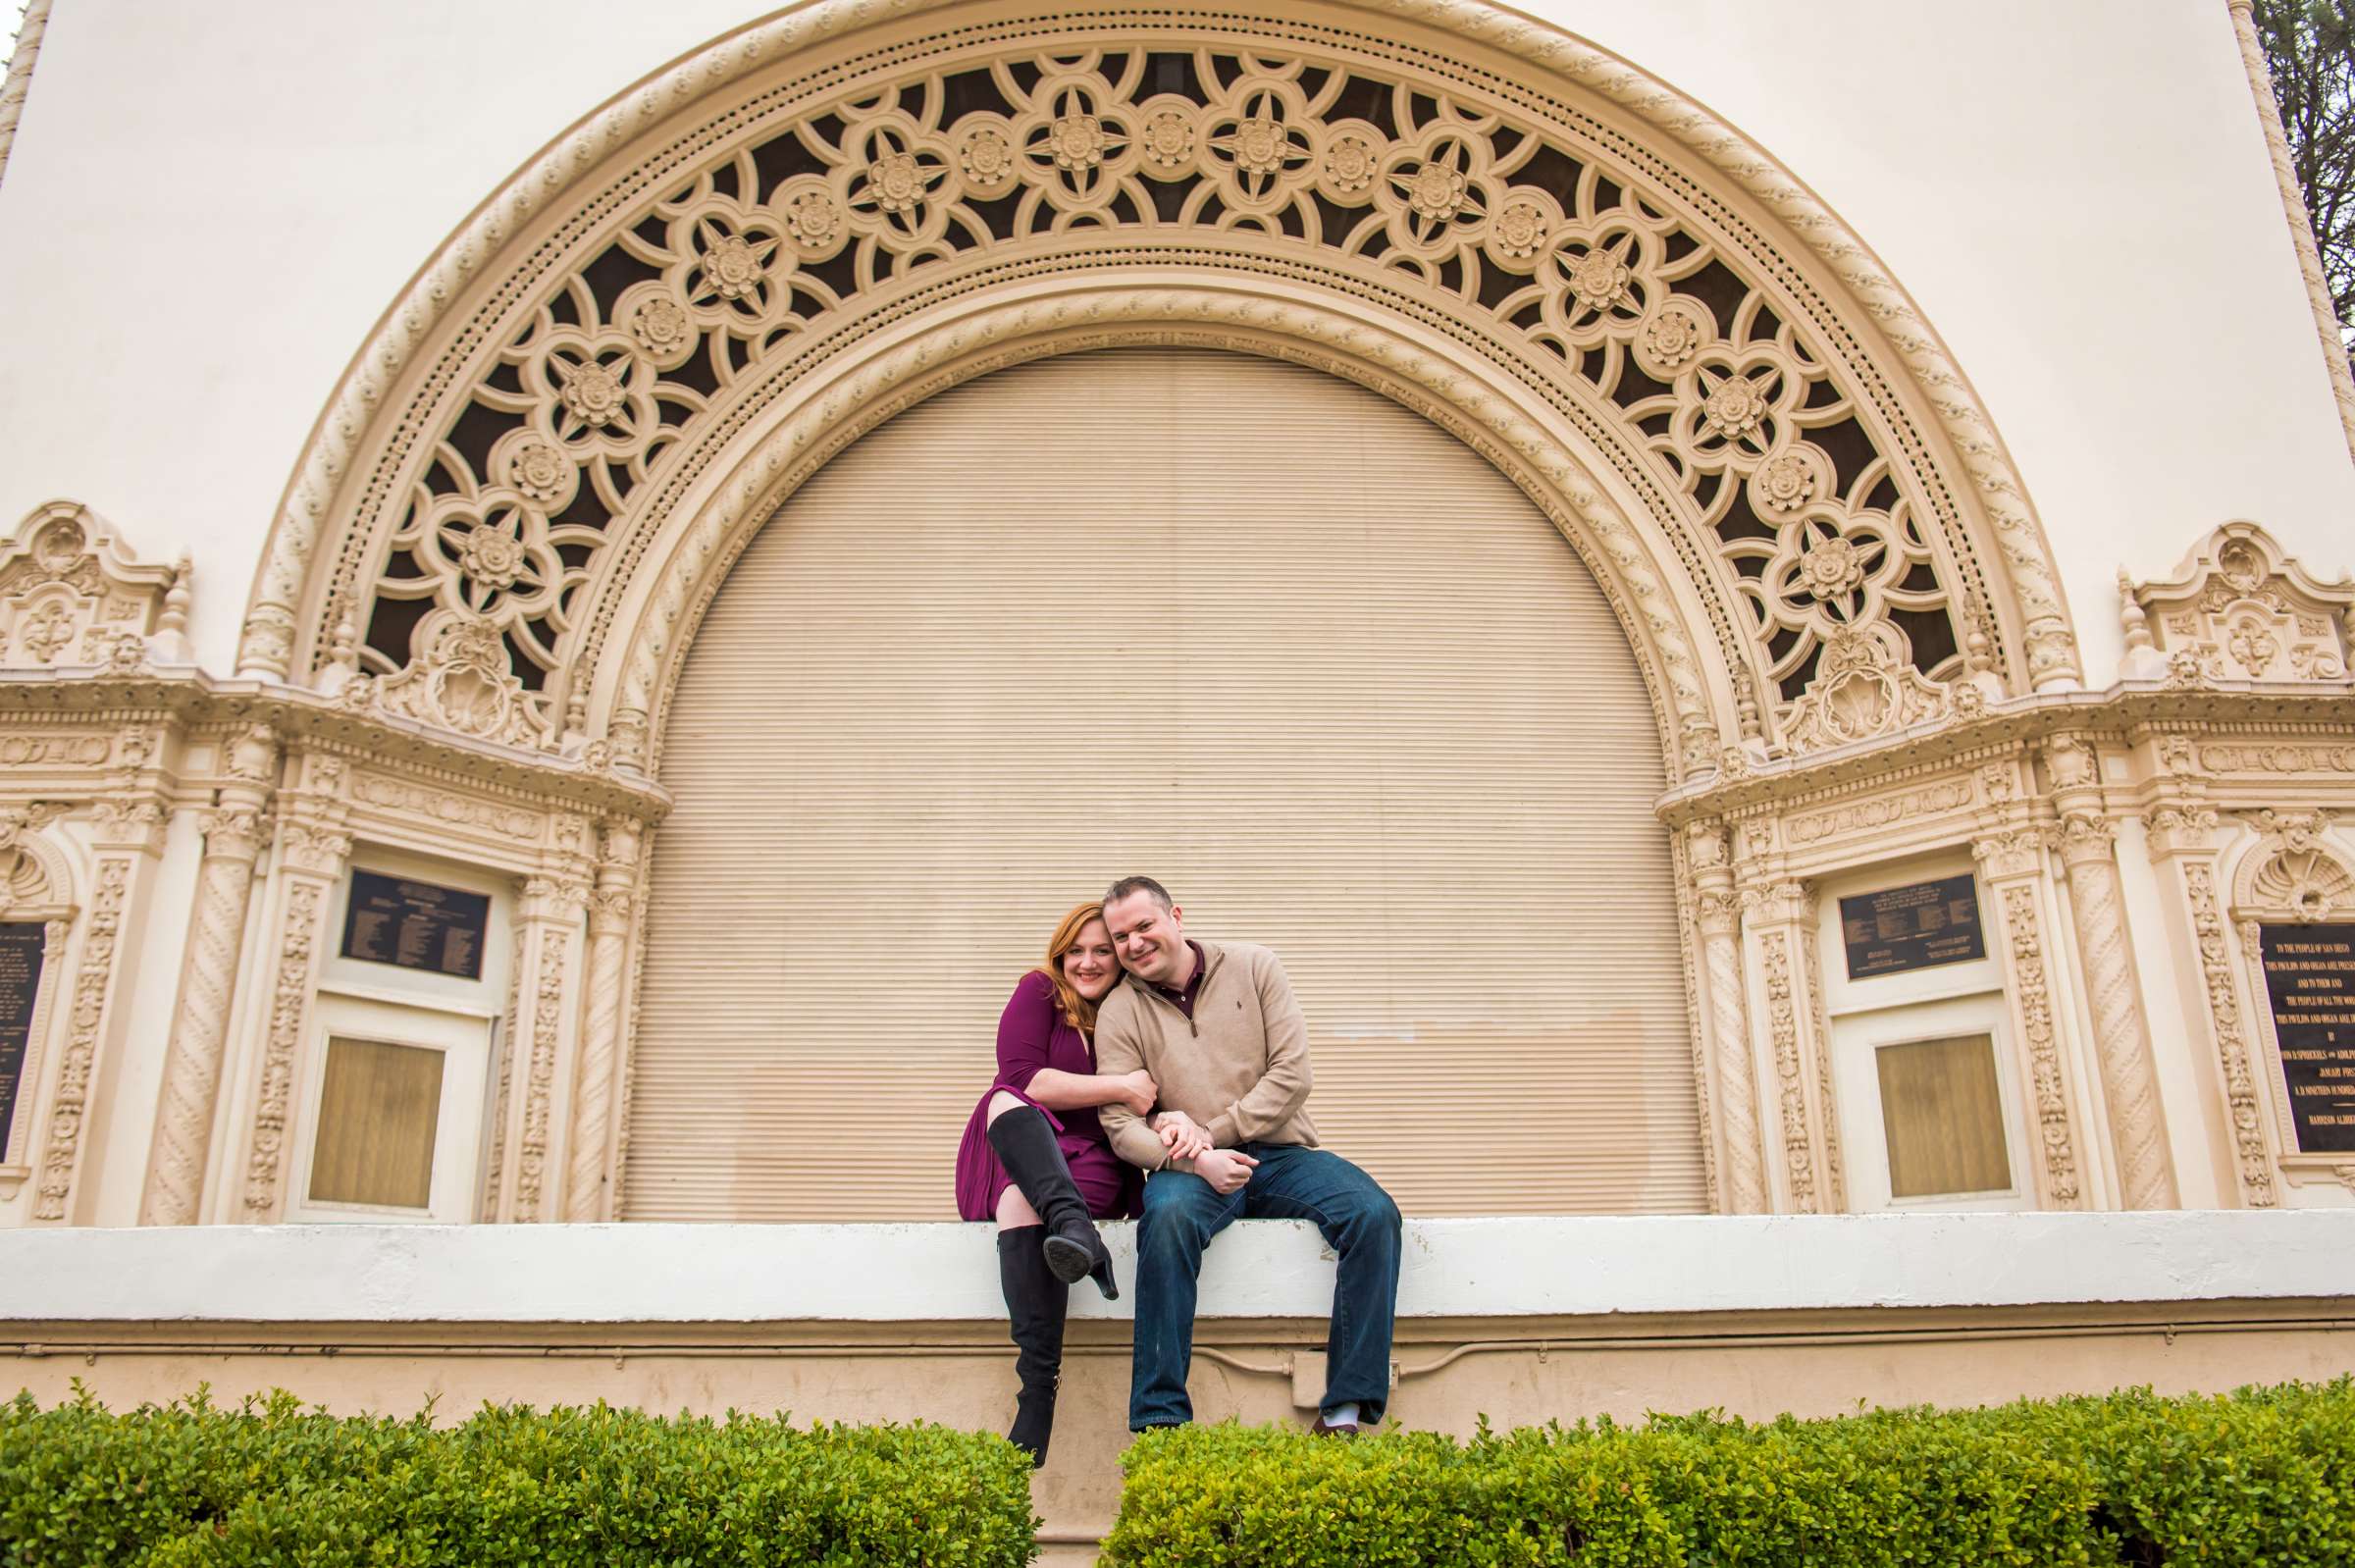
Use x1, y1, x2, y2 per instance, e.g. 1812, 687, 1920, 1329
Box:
953, 900, 1151, 1465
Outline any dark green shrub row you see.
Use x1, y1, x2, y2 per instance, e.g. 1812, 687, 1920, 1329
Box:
1104, 1379, 2355, 1567
0, 1385, 1036, 1567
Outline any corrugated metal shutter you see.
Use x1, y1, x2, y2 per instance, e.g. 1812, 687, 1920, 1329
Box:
625, 347, 1702, 1220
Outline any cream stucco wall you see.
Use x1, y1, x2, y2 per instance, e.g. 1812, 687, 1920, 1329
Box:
0, 1, 2347, 680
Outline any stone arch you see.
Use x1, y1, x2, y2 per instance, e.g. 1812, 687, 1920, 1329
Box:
238, 0, 2080, 785
605, 279, 1718, 775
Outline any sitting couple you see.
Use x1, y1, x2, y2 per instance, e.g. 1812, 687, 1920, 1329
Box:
953, 875, 1402, 1465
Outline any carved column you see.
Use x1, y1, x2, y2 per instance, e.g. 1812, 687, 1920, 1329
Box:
563, 818, 642, 1222
237, 753, 350, 1223
1738, 876, 1840, 1213
1690, 823, 1767, 1214
497, 873, 588, 1223
30, 861, 130, 1222
33, 739, 169, 1224
2144, 799, 2276, 1207
1972, 829, 2086, 1210
2050, 808, 2178, 1210
139, 726, 276, 1225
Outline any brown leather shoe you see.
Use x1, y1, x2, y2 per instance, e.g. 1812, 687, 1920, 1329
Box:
1308, 1417, 1361, 1438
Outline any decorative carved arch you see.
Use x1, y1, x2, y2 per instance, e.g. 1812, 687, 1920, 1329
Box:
239, 0, 2080, 782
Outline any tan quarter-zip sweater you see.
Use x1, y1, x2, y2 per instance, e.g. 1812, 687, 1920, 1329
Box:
1095, 937, 1320, 1172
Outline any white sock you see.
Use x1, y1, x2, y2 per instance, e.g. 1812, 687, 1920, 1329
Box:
1322, 1402, 1360, 1428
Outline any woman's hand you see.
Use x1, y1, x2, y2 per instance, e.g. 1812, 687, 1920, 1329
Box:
1117, 1070, 1158, 1117
1153, 1109, 1212, 1161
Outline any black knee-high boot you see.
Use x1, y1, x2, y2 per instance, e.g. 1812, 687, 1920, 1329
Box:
999, 1228, 1068, 1466
987, 1106, 1118, 1299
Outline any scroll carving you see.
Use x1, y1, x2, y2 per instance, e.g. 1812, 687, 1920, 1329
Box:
239, 878, 329, 1220
1757, 928, 1819, 1213
2185, 860, 2278, 1207
2122, 521, 2353, 684
32, 857, 131, 1221
513, 914, 576, 1222
1994, 882, 2082, 1208
0, 501, 189, 671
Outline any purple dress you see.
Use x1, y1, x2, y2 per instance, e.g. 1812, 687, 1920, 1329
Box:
954, 968, 1144, 1222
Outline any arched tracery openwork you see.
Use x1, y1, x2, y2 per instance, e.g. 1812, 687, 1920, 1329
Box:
241, 0, 2079, 782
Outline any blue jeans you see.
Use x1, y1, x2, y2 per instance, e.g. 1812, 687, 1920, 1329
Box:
1129, 1142, 1401, 1430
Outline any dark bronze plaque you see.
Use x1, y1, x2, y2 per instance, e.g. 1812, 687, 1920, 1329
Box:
2260, 922, 2355, 1154
340, 872, 489, 980
1840, 874, 1986, 980
0, 922, 47, 1161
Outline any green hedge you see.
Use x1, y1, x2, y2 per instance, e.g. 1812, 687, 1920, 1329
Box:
1103, 1379, 2355, 1567
0, 1386, 1036, 1567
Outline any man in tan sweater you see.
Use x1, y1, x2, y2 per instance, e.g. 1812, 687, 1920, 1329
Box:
1095, 875, 1401, 1436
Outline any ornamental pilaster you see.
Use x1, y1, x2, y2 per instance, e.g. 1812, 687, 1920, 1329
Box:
2139, 787, 2275, 1207
139, 725, 278, 1226
29, 858, 132, 1222
1736, 872, 1840, 1214
563, 818, 643, 1222
493, 873, 589, 1223
32, 751, 173, 1223
236, 751, 351, 1223
1689, 822, 1767, 1215
1970, 829, 2086, 1209
2044, 735, 2177, 1210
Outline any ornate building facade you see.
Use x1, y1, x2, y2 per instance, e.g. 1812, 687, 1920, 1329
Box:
1, 0, 2353, 1545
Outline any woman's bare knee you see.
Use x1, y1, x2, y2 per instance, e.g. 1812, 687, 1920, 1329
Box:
995, 1186, 1042, 1229
985, 1091, 1027, 1124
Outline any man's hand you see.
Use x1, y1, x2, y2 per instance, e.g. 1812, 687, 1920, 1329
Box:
1152, 1109, 1212, 1162
1115, 1070, 1158, 1118
1190, 1146, 1259, 1195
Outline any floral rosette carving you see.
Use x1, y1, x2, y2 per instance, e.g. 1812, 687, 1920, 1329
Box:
1631, 296, 1717, 381
1669, 343, 1802, 475
1199, 78, 1318, 214
1013, 75, 1139, 212
657, 197, 794, 331
606, 281, 701, 376
948, 114, 1023, 199
1482, 185, 1563, 269
1539, 215, 1661, 345
1374, 129, 1496, 260
416, 492, 564, 622
834, 113, 961, 248
1311, 116, 1388, 206
769, 174, 854, 265
1754, 501, 1908, 636
522, 329, 660, 461
489, 427, 581, 513
1131, 95, 1200, 179
1747, 442, 1834, 522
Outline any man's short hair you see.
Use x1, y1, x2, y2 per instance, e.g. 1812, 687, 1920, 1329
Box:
1104, 874, 1174, 911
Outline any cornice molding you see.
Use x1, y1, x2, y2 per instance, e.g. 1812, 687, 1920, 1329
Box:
1656, 681, 2355, 826
0, 670, 671, 822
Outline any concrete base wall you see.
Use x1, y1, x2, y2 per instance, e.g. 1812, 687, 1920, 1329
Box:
8, 1215, 2355, 1550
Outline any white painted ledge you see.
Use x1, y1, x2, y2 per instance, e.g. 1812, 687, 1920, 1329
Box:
2, 1214, 2349, 1326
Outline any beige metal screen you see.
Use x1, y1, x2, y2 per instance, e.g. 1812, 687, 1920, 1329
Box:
626, 347, 1701, 1220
